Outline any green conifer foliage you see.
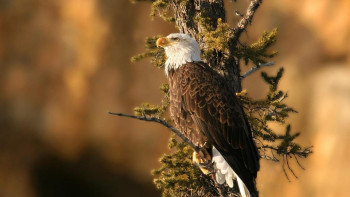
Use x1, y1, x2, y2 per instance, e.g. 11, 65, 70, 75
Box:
131, 36, 165, 69
236, 28, 278, 65
129, 0, 312, 196
152, 135, 222, 197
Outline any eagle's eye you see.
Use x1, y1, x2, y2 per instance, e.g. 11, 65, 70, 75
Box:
170, 37, 180, 41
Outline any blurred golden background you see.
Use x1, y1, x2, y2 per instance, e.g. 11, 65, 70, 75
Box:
1, 0, 349, 196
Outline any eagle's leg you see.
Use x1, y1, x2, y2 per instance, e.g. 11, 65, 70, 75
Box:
193, 143, 213, 175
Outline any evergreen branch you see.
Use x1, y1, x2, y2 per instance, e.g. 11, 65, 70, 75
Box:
231, 0, 262, 44
108, 112, 200, 152
241, 61, 275, 78
258, 145, 312, 158
258, 143, 312, 180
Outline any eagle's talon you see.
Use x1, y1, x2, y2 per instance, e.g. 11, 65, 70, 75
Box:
193, 150, 213, 175
198, 161, 214, 169
198, 161, 215, 175
198, 161, 212, 167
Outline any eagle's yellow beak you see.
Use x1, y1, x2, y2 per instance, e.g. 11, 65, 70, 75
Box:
156, 37, 170, 48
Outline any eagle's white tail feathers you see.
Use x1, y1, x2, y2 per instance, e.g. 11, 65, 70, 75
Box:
237, 176, 250, 197
212, 146, 250, 197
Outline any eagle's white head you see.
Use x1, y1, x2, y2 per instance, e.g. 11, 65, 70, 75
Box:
156, 33, 202, 75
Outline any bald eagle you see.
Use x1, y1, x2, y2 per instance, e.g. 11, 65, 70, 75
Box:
156, 33, 260, 197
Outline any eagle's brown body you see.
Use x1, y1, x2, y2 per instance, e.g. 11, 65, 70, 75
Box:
168, 61, 260, 195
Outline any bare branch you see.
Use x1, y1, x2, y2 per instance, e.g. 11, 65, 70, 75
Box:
270, 148, 279, 162
235, 10, 244, 17
277, 92, 288, 102
231, 0, 263, 44
282, 156, 291, 182
286, 155, 298, 179
294, 155, 305, 170
241, 61, 275, 78
108, 112, 200, 152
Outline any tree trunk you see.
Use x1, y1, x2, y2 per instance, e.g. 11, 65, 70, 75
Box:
171, 0, 242, 92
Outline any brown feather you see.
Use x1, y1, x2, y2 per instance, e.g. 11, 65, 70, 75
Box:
168, 62, 260, 193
